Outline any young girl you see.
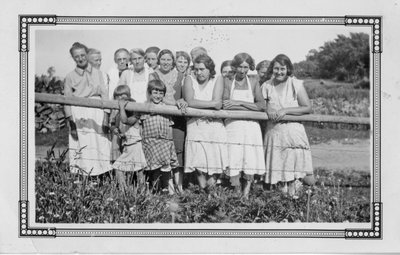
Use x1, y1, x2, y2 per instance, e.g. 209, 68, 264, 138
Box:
110, 85, 147, 191
140, 79, 179, 195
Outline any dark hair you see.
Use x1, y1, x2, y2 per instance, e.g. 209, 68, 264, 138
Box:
193, 54, 216, 79
220, 60, 232, 73
157, 49, 175, 67
231, 52, 255, 71
113, 85, 131, 99
256, 60, 270, 71
147, 79, 166, 95
69, 42, 88, 57
145, 46, 160, 55
267, 54, 294, 78
176, 51, 191, 66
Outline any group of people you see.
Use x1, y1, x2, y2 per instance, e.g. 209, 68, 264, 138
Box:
64, 42, 314, 198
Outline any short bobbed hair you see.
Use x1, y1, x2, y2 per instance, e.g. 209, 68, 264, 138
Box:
147, 79, 167, 95
157, 49, 176, 67
231, 52, 255, 71
220, 60, 232, 73
113, 85, 131, 99
69, 42, 88, 57
267, 54, 294, 77
193, 54, 216, 79
176, 51, 191, 66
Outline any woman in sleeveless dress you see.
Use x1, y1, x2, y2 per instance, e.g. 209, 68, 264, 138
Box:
183, 54, 228, 190
148, 49, 187, 193
261, 54, 314, 196
217, 53, 266, 197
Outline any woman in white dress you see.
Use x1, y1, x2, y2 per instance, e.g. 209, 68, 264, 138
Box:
261, 54, 313, 196
217, 53, 266, 197
183, 54, 228, 190
64, 42, 111, 177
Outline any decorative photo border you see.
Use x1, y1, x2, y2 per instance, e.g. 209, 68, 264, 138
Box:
19, 15, 382, 239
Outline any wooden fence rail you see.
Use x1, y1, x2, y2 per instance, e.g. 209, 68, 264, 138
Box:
35, 93, 370, 125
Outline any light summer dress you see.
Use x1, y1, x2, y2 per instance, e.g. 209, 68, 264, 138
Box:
184, 76, 229, 175
261, 76, 313, 184
225, 76, 266, 179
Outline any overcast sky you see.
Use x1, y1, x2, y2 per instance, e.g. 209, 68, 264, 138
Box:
34, 24, 369, 77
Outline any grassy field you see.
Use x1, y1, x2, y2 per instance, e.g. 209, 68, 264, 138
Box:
35, 150, 370, 224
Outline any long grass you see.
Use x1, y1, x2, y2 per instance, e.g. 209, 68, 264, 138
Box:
35, 147, 370, 224
303, 79, 370, 118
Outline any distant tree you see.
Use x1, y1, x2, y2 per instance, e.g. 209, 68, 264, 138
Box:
316, 32, 369, 81
293, 32, 369, 82
294, 60, 318, 78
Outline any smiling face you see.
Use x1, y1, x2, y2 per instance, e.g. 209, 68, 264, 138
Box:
72, 48, 88, 68
176, 56, 189, 73
88, 53, 102, 69
159, 53, 174, 73
272, 62, 288, 83
114, 51, 130, 71
149, 89, 164, 104
146, 52, 158, 69
235, 61, 250, 80
194, 63, 210, 84
131, 52, 145, 73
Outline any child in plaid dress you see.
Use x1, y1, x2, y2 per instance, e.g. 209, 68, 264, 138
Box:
140, 80, 179, 194
110, 85, 147, 191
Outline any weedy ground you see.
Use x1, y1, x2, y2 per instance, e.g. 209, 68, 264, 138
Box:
35, 148, 370, 224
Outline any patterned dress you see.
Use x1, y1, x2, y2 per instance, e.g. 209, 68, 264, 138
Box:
140, 104, 179, 171
261, 76, 313, 184
149, 69, 186, 167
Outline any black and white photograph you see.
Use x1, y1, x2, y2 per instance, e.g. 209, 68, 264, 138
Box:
33, 21, 372, 225
1, 0, 400, 254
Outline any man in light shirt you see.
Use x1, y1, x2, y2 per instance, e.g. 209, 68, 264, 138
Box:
107, 48, 130, 99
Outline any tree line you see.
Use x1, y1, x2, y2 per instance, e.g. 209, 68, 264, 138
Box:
293, 32, 370, 87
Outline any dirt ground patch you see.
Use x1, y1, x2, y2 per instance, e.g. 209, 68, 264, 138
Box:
311, 138, 370, 172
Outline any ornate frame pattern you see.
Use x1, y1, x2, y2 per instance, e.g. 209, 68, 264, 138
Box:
19, 15, 382, 239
